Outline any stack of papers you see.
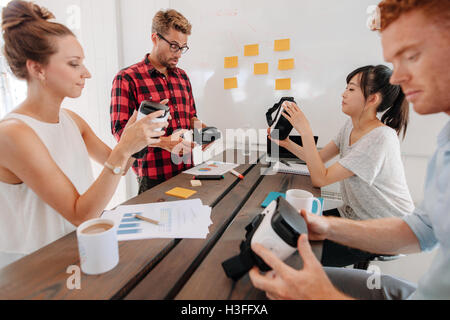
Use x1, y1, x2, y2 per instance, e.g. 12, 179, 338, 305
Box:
102, 199, 212, 241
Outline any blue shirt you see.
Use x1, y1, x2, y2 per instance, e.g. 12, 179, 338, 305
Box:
403, 119, 450, 299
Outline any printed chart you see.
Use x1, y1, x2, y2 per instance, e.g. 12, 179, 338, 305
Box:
183, 161, 239, 176
116, 210, 172, 236
102, 199, 212, 241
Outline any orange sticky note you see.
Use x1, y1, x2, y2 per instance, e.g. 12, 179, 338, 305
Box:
165, 187, 197, 199
275, 78, 291, 90
224, 56, 238, 69
274, 39, 290, 51
224, 77, 238, 90
278, 58, 295, 70
244, 44, 259, 56
254, 63, 269, 75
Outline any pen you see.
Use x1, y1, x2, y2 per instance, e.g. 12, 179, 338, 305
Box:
230, 169, 244, 179
134, 214, 159, 225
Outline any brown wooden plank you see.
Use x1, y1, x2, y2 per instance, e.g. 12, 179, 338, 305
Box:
0, 150, 254, 300
124, 161, 265, 300
175, 169, 320, 300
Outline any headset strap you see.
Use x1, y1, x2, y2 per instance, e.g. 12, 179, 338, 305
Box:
222, 214, 270, 281
265, 97, 295, 126
265, 102, 281, 126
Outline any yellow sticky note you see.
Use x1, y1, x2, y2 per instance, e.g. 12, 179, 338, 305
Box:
224, 77, 238, 90
278, 58, 295, 70
274, 39, 290, 51
224, 56, 238, 69
165, 187, 197, 199
244, 44, 259, 56
275, 78, 291, 90
254, 63, 269, 75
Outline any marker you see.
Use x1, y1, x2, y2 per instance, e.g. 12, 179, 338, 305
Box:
193, 175, 224, 180
230, 169, 244, 180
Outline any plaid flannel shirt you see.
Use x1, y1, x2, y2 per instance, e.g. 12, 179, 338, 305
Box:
110, 54, 197, 181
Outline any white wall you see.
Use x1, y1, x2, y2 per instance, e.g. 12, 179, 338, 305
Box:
117, 0, 169, 69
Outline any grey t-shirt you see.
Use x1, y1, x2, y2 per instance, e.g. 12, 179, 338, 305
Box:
333, 119, 414, 220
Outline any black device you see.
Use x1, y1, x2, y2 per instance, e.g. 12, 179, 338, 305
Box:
193, 127, 221, 146
266, 97, 296, 141
132, 100, 170, 159
222, 197, 308, 281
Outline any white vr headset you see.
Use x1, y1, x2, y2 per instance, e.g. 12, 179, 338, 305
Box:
222, 196, 308, 280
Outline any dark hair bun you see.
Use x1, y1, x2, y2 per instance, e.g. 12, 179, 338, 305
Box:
2, 0, 55, 32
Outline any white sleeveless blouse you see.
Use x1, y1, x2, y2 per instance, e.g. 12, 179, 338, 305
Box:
0, 109, 94, 264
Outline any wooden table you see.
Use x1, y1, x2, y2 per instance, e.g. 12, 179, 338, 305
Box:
0, 150, 319, 300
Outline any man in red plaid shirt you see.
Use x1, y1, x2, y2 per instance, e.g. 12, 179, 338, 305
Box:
110, 9, 208, 194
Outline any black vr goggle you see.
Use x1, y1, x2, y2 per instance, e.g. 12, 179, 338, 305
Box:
222, 196, 308, 281
132, 100, 170, 159
266, 97, 297, 141
193, 127, 221, 146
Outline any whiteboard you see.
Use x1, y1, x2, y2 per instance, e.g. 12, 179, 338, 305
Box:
126, 0, 448, 156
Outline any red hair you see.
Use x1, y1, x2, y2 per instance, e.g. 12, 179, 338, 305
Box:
378, 0, 450, 31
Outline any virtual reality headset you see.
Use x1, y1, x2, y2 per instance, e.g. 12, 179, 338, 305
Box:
181, 127, 222, 147
194, 127, 221, 145
222, 196, 308, 281
266, 97, 297, 141
133, 100, 170, 159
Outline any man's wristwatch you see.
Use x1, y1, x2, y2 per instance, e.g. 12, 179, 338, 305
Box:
104, 162, 124, 175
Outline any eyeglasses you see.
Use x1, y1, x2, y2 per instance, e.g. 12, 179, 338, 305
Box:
157, 33, 189, 54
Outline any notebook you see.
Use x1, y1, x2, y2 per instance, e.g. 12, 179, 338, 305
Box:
273, 161, 310, 176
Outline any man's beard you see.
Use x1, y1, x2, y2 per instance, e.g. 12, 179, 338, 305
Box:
157, 53, 175, 69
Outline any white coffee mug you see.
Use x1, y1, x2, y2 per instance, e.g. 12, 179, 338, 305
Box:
286, 189, 322, 215
76, 218, 119, 275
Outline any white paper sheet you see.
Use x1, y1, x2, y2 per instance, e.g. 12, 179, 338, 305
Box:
102, 199, 212, 241
182, 161, 239, 176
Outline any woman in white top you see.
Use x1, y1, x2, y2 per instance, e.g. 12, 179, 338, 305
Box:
270, 65, 414, 267
0, 1, 168, 268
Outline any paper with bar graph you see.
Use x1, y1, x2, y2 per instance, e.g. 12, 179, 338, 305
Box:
102, 199, 212, 241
